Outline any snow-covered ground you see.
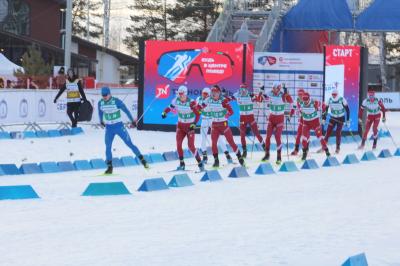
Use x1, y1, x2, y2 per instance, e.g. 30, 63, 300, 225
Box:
1, 112, 400, 266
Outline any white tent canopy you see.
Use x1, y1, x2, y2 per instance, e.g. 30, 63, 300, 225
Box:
0, 53, 24, 81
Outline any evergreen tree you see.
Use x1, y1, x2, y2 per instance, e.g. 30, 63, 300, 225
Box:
14, 45, 53, 88
169, 0, 221, 41
72, 0, 103, 39
123, 0, 178, 55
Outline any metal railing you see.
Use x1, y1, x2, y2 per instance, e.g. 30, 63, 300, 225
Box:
206, 0, 235, 42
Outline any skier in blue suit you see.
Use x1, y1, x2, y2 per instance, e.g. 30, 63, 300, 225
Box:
98, 87, 148, 174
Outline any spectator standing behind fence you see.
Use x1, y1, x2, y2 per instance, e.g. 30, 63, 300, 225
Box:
55, 67, 66, 89
233, 20, 258, 43
53, 68, 87, 128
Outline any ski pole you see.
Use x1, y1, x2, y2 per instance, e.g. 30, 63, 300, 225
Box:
381, 121, 398, 148
328, 116, 360, 148
136, 96, 159, 125
285, 116, 289, 161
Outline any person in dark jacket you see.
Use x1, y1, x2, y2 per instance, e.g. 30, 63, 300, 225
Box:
53, 68, 87, 127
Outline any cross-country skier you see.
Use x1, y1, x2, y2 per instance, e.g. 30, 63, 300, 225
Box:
196, 87, 233, 164
321, 89, 350, 154
261, 82, 294, 165
162, 85, 205, 171
98, 87, 148, 174
358, 90, 386, 149
53, 68, 87, 128
230, 83, 265, 158
202, 85, 245, 167
290, 88, 305, 155
299, 91, 330, 160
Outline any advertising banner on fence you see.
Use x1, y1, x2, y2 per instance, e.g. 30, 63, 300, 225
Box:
375, 92, 400, 109
324, 45, 361, 132
141, 40, 254, 129
253, 52, 324, 131
0, 89, 138, 125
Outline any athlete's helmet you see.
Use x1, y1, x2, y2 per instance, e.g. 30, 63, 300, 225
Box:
332, 89, 339, 98
178, 85, 188, 96
297, 88, 305, 97
202, 87, 211, 98
302, 92, 310, 103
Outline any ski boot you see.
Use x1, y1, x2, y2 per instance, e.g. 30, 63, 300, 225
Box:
104, 160, 113, 175
261, 151, 270, 162
242, 148, 247, 158
290, 144, 299, 156
198, 161, 205, 172
177, 158, 185, 171
372, 138, 378, 149
301, 148, 308, 161
225, 151, 233, 164
138, 154, 149, 169
236, 151, 245, 166
325, 148, 331, 157
276, 150, 282, 165
202, 151, 208, 164
335, 145, 340, 154
212, 154, 220, 168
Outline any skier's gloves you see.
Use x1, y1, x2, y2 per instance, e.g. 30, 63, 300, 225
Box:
129, 121, 137, 128
224, 114, 230, 119
189, 124, 196, 131
100, 121, 105, 128
161, 112, 167, 119
382, 117, 386, 123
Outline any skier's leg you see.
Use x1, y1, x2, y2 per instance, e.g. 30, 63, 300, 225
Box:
187, 126, 202, 162
301, 123, 311, 160
223, 125, 244, 166
324, 118, 335, 143
239, 116, 247, 149
372, 116, 380, 148
335, 118, 344, 151
361, 118, 373, 147
274, 116, 284, 162
200, 119, 209, 152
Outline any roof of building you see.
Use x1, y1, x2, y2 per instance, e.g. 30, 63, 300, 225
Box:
0, 30, 96, 63
72, 36, 138, 65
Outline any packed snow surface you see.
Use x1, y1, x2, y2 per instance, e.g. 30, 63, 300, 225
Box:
1, 112, 400, 266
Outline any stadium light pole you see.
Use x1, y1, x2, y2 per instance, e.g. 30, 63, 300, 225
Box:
64, 0, 72, 69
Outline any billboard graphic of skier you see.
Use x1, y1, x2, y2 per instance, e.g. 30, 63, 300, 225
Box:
140, 40, 254, 130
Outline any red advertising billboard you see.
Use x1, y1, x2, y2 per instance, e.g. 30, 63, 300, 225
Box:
324, 45, 361, 132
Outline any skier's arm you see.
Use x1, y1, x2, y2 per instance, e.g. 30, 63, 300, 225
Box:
98, 101, 104, 123
77, 80, 87, 101
379, 100, 386, 119
190, 100, 201, 124
222, 98, 234, 118
116, 98, 134, 122
358, 99, 366, 119
284, 93, 295, 116
322, 103, 329, 120
54, 83, 66, 102
314, 100, 321, 111
342, 98, 350, 121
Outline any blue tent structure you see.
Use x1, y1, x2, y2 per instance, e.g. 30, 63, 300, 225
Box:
356, 0, 400, 31
282, 0, 354, 31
